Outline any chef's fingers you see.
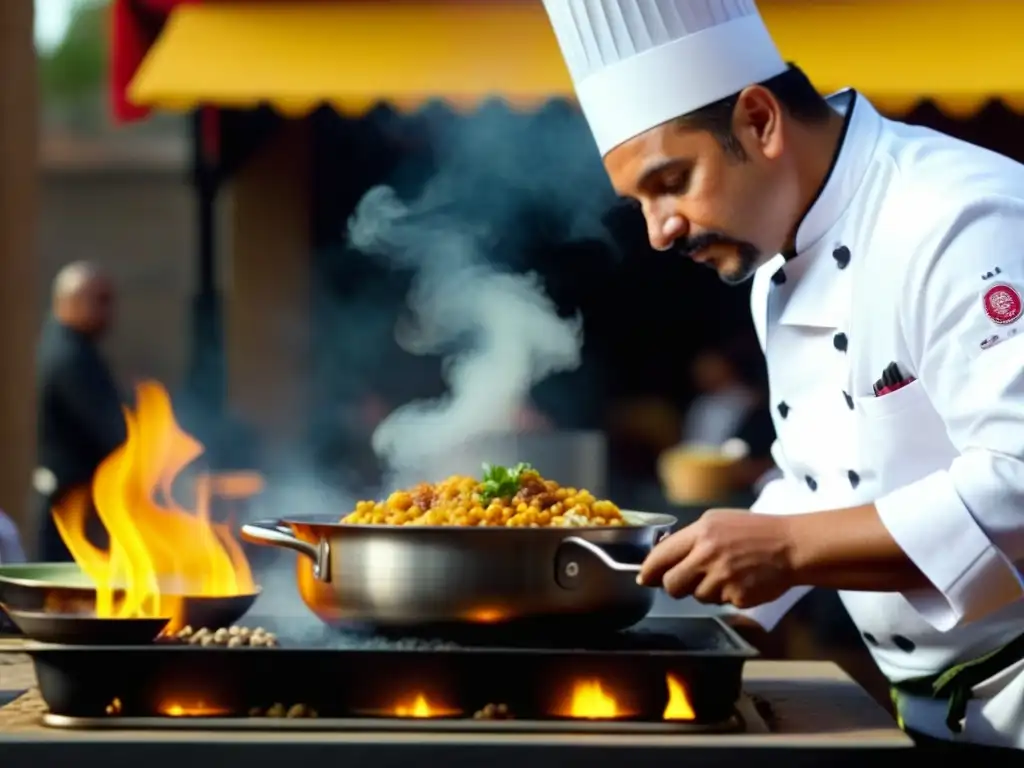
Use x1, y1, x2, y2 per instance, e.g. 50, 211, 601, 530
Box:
692, 575, 725, 605
638, 525, 697, 587
659, 552, 708, 602
660, 551, 707, 599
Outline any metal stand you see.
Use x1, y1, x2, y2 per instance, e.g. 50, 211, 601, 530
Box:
185, 107, 224, 415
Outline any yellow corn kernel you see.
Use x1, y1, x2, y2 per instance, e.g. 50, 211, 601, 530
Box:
387, 491, 414, 510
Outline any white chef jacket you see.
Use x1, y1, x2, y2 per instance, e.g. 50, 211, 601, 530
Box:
740, 90, 1024, 748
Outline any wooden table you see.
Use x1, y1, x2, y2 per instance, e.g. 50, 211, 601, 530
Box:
0, 644, 910, 767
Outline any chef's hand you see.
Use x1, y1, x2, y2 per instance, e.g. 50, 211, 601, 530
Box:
638, 509, 796, 608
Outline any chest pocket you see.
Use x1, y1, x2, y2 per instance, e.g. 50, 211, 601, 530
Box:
854, 380, 958, 493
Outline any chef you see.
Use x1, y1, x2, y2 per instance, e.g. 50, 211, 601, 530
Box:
543, 0, 1024, 752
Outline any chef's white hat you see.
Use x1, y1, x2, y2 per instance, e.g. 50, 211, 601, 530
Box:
543, 0, 787, 156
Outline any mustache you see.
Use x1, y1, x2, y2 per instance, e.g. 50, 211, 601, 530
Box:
674, 232, 756, 260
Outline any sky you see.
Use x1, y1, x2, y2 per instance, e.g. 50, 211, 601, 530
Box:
35, 0, 80, 52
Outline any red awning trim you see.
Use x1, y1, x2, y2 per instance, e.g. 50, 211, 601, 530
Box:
111, 0, 151, 122
111, 0, 207, 123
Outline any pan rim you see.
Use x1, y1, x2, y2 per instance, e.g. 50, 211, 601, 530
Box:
0, 566, 263, 599
0, 604, 174, 623
273, 509, 678, 532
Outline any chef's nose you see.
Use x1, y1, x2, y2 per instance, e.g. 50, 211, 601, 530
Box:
648, 214, 686, 252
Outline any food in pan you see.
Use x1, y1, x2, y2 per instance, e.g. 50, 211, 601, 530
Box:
341, 463, 625, 528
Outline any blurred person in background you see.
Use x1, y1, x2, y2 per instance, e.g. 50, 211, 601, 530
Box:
0, 510, 26, 564
33, 262, 125, 562
678, 334, 776, 493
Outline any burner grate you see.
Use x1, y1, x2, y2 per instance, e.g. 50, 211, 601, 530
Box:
255, 616, 752, 652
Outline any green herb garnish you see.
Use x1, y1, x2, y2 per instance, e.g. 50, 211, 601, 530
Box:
478, 462, 534, 503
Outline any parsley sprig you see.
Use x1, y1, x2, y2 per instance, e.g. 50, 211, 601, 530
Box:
478, 462, 534, 504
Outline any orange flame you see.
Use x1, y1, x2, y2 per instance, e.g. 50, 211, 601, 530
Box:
559, 679, 634, 719
463, 607, 507, 624
51, 381, 262, 633
392, 693, 460, 718
663, 673, 696, 721
159, 701, 231, 717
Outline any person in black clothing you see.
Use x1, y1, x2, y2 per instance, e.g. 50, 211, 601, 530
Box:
34, 262, 125, 562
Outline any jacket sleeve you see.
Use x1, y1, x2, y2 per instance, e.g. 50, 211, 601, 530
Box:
874, 199, 1024, 632
728, 441, 813, 630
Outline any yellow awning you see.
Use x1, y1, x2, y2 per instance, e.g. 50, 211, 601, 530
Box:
130, 0, 1024, 118
129, 1, 575, 114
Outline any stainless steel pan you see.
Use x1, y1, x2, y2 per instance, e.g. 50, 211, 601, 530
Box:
241, 511, 675, 632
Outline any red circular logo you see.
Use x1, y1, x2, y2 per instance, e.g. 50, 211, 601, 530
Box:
984, 284, 1023, 325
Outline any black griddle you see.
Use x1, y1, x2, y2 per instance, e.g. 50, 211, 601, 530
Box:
24, 616, 756, 728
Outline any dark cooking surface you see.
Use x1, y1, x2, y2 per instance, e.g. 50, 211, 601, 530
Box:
25, 616, 754, 725
256, 615, 755, 654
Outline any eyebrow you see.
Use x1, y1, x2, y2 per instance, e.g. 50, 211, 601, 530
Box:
635, 158, 693, 192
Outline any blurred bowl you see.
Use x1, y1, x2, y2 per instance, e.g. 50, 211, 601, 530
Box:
657, 445, 739, 504
0, 563, 258, 634
2, 607, 170, 645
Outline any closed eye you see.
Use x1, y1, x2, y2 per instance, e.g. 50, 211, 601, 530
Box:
656, 171, 691, 196
636, 159, 694, 198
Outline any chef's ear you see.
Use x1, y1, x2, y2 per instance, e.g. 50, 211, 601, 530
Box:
732, 85, 784, 161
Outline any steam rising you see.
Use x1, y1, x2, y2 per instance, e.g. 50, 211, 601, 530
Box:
347, 102, 616, 486
349, 186, 581, 484
244, 104, 618, 625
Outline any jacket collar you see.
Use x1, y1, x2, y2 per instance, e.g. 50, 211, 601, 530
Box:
790, 90, 883, 256
775, 91, 884, 328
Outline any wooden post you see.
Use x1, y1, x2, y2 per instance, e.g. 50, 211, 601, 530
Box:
0, 1, 39, 536
223, 119, 311, 460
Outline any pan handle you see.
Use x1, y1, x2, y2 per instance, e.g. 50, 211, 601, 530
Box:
555, 532, 669, 588
240, 521, 332, 583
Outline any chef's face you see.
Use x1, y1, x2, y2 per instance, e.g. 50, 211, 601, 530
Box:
604, 86, 799, 284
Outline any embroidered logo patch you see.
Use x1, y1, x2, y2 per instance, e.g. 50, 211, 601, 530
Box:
983, 284, 1023, 325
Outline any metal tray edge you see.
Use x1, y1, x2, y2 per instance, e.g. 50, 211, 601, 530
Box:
42, 713, 745, 735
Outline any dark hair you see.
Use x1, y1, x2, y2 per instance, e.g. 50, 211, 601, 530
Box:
674, 64, 832, 158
